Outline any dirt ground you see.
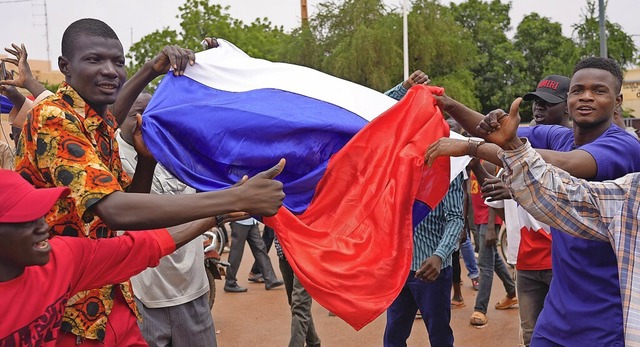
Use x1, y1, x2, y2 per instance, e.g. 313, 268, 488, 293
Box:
211, 244, 520, 346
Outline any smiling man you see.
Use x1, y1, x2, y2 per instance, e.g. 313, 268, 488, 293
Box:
425, 57, 640, 346
13, 18, 286, 346
0, 169, 255, 347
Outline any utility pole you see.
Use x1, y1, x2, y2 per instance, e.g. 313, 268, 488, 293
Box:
32, 0, 51, 70
598, 0, 607, 58
402, 0, 409, 80
301, 0, 308, 27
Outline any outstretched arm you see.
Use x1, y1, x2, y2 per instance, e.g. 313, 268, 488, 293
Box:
384, 70, 430, 101
112, 45, 195, 126
483, 97, 628, 242
426, 99, 599, 179
91, 159, 286, 231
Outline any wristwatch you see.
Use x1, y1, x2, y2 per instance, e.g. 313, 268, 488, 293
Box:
467, 137, 485, 157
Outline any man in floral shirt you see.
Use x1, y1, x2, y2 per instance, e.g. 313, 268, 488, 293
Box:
14, 18, 286, 346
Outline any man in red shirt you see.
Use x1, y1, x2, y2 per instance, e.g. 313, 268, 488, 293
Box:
0, 167, 283, 346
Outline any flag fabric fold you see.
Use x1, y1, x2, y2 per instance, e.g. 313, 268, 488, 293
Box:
141, 39, 461, 329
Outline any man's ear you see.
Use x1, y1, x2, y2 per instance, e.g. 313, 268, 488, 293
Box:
616, 93, 624, 109
58, 56, 70, 76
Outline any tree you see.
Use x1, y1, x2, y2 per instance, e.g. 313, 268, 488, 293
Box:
126, 0, 288, 90
401, 0, 479, 109
310, 0, 403, 91
450, 0, 529, 114
514, 13, 577, 85
572, 0, 638, 67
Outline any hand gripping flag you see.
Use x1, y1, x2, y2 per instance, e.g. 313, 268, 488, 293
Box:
142, 39, 464, 329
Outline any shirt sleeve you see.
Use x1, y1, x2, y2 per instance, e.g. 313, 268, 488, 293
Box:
61, 229, 176, 294
433, 174, 465, 262
33, 106, 123, 218
579, 127, 640, 181
384, 83, 408, 101
517, 125, 570, 150
499, 141, 631, 243
9, 90, 54, 127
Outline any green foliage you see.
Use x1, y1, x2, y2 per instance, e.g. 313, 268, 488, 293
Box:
40, 80, 61, 93
124, 0, 639, 119
572, 0, 638, 67
515, 13, 577, 84
450, 0, 529, 113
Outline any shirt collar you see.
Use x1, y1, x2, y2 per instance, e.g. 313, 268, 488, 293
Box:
57, 82, 118, 130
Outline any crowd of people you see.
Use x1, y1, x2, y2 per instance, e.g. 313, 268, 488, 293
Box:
1, 15, 639, 347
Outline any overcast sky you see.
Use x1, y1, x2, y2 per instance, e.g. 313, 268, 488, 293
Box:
0, 0, 638, 69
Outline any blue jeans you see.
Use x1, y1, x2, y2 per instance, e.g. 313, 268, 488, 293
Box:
384, 267, 454, 347
474, 224, 516, 314
459, 229, 479, 279
518, 269, 553, 347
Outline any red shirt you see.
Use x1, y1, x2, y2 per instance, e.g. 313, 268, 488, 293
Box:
0, 230, 174, 346
470, 172, 502, 225
516, 206, 553, 270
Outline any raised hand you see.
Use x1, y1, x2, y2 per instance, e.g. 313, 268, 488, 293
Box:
402, 70, 431, 89
151, 45, 196, 76
200, 37, 219, 50
476, 98, 524, 149
0, 43, 45, 97
236, 159, 286, 216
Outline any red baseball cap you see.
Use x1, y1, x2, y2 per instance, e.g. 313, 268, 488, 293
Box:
0, 170, 70, 223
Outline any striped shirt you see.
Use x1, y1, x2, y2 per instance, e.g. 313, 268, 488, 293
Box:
412, 174, 464, 271
500, 141, 640, 346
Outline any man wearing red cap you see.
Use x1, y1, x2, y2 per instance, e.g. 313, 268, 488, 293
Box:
0, 169, 265, 346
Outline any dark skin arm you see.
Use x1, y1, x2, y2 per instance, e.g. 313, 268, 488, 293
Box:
461, 179, 470, 243
112, 45, 195, 192
0, 44, 47, 97
425, 99, 599, 180
91, 159, 285, 231
485, 208, 498, 247
123, 114, 157, 194
481, 178, 507, 221
468, 159, 501, 246
112, 45, 195, 127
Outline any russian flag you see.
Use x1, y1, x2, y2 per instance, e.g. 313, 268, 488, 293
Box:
142, 39, 466, 329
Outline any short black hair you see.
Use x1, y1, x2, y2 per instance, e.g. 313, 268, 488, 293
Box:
573, 57, 623, 93
61, 18, 120, 58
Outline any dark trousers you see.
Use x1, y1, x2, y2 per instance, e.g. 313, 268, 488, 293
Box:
452, 249, 461, 284
279, 258, 321, 347
384, 267, 454, 347
226, 222, 278, 286
251, 225, 275, 275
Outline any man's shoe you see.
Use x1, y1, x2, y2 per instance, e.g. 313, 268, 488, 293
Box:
248, 273, 265, 283
471, 277, 479, 291
470, 311, 488, 328
265, 279, 284, 290
224, 284, 248, 293
495, 295, 518, 310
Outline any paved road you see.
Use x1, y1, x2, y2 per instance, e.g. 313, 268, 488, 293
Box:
212, 244, 520, 346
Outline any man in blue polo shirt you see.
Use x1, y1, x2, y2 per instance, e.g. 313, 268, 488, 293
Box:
425, 57, 640, 346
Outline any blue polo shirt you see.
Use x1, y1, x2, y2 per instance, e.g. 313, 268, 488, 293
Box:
518, 124, 640, 346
